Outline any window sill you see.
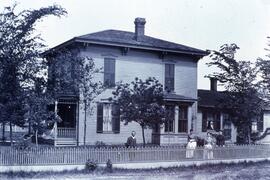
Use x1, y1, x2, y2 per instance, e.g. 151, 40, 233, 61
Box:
162, 132, 188, 135
99, 131, 118, 134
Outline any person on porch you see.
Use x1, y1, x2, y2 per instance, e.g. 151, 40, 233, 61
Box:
186, 129, 197, 158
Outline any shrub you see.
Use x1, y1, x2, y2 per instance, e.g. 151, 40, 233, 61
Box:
105, 159, 113, 173
95, 141, 106, 148
85, 159, 97, 171
15, 134, 33, 150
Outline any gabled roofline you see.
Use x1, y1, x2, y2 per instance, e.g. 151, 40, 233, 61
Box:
43, 37, 209, 57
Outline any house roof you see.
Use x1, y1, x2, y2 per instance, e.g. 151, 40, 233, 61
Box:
44, 29, 208, 57
198, 89, 227, 108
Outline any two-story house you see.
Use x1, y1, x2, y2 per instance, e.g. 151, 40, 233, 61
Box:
45, 18, 208, 146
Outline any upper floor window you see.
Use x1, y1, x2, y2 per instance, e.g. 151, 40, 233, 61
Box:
165, 64, 175, 92
178, 106, 188, 133
104, 58, 115, 87
96, 103, 120, 133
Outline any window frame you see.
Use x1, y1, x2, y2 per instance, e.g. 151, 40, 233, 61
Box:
165, 105, 175, 133
164, 63, 175, 92
202, 110, 221, 132
178, 106, 188, 133
104, 58, 116, 88
96, 102, 120, 134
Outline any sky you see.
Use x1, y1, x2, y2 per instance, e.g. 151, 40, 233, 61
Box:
1, 0, 270, 90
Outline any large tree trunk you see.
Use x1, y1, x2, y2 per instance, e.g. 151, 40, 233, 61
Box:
141, 125, 145, 146
9, 122, 13, 146
35, 130, 38, 147
2, 122, 5, 142
83, 101, 87, 146
28, 122, 31, 134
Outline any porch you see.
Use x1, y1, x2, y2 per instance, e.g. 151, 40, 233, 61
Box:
152, 93, 195, 145
53, 97, 78, 146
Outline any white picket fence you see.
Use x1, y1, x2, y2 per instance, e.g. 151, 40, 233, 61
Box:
0, 144, 270, 166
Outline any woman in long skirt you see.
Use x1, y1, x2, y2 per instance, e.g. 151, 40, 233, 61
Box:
186, 129, 197, 158
204, 132, 214, 159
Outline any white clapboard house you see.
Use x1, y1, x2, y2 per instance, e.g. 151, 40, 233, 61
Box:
44, 18, 208, 146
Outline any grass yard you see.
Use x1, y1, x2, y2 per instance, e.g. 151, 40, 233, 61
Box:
1, 160, 270, 180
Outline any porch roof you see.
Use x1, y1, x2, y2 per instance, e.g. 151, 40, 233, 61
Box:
198, 89, 227, 108
163, 93, 197, 103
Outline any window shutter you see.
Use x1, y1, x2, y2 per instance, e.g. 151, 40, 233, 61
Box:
257, 113, 264, 132
111, 59, 115, 86
96, 103, 103, 133
202, 111, 207, 132
112, 104, 120, 133
170, 64, 175, 91
214, 113, 221, 131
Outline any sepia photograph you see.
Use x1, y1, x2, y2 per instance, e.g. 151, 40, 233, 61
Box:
0, 0, 270, 179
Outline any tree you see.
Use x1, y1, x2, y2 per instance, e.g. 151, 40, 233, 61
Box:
25, 78, 62, 146
0, 3, 67, 145
112, 77, 165, 146
46, 49, 103, 145
207, 44, 265, 144
257, 37, 270, 100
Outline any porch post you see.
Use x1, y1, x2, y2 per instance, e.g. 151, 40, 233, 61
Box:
220, 113, 224, 131
188, 106, 192, 132
175, 106, 179, 133
54, 100, 58, 146
76, 101, 79, 146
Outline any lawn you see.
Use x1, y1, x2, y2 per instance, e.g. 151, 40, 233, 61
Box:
1, 161, 270, 180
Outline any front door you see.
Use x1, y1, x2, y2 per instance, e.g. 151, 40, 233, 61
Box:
57, 101, 77, 138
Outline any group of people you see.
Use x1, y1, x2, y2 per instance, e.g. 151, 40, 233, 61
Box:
125, 129, 225, 160
186, 129, 225, 159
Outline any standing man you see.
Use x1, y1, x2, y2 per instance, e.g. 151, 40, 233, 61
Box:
126, 131, 137, 148
216, 131, 225, 147
126, 131, 137, 161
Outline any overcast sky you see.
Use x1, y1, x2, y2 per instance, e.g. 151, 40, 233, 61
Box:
1, 0, 270, 90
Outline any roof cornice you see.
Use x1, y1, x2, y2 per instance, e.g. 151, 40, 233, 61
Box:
43, 37, 209, 58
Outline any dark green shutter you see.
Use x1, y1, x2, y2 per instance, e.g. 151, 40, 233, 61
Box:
112, 104, 120, 133
96, 103, 103, 133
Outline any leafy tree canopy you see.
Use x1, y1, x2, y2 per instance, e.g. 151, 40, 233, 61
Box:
112, 77, 165, 145
0, 3, 67, 144
207, 44, 265, 143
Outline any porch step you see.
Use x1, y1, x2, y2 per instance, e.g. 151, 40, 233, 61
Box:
55, 138, 77, 146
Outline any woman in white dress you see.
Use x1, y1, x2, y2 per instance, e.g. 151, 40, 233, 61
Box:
204, 132, 214, 159
186, 129, 197, 158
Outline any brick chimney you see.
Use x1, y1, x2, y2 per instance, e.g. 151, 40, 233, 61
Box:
210, 77, 217, 91
134, 17, 146, 41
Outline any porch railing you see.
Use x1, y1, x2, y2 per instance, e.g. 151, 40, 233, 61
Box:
57, 128, 76, 138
